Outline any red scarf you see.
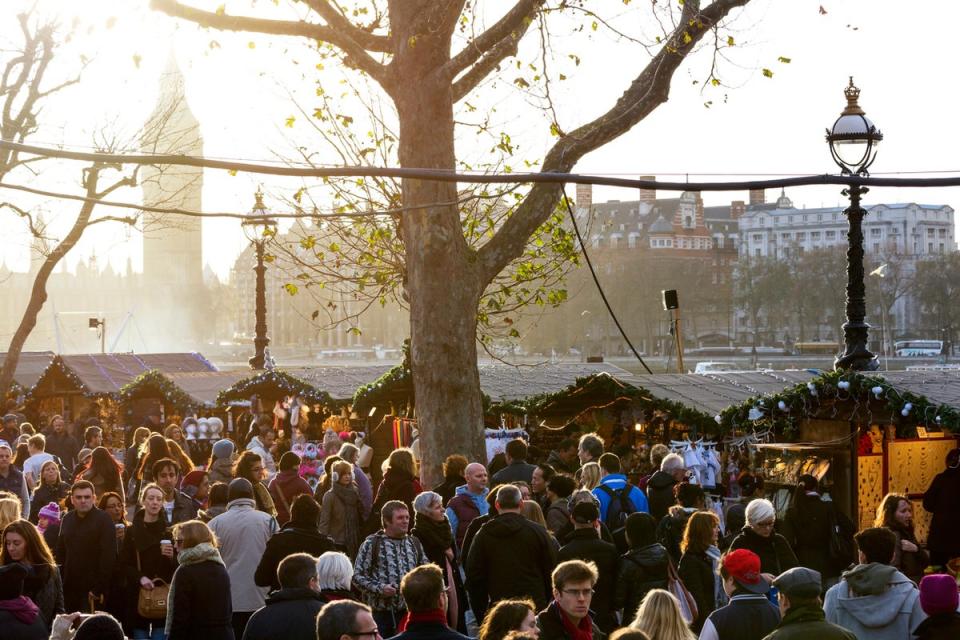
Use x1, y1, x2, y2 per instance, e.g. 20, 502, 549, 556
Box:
397, 609, 448, 633
0, 596, 39, 624
559, 607, 593, 640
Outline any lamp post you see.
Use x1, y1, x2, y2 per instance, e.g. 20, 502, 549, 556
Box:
826, 77, 883, 372
242, 188, 278, 370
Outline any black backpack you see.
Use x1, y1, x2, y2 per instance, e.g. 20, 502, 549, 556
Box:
598, 483, 638, 528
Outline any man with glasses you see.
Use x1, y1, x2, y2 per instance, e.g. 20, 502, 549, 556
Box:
536, 560, 605, 640
465, 484, 557, 623
316, 601, 380, 640
389, 565, 470, 640
558, 501, 618, 632
354, 500, 427, 638
242, 553, 324, 640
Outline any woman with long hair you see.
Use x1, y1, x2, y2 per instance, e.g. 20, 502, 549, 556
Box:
478, 599, 539, 640
370, 447, 421, 520
233, 450, 276, 517
0, 494, 21, 532
165, 520, 233, 640
2, 519, 63, 631
579, 462, 602, 491
318, 460, 362, 558
410, 490, 467, 633
137, 435, 172, 484
29, 460, 70, 524
876, 492, 928, 583
98, 490, 130, 623
677, 511, 722, 632
124, 427, 151, 485
165, 439, 196, 477
629, 589, 696, 640
313, 455, 343, 504
79, 447, 125, 503
122, 483, 177, 640
164, 424, 187, 451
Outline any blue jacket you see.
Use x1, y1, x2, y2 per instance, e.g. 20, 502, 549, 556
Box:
592, 474, 648, 522
446, 484, 489, 539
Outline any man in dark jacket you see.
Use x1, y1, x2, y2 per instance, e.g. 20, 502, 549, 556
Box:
546, 438, 578, 475
700, 549, 780, 640
44, 415, 79, 471
390, 564, 470, 640
465, 484, 557, 622
57, 480, 117, 612
153, 458, 199, 525
255, 494, 337, 591
646, 453, 686, 523
490, 439, 537, 487
615, 512, 669, 620
244, 553, 325, 640
536, 560, 607, 640
761, 567, 855, 640
923, 449, 960, 567
557, 501, 618, 632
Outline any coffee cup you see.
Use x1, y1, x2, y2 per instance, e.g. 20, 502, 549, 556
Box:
160, 539, 172, 551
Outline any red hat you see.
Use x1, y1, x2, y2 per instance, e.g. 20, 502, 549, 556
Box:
722, 549, 770, 594
180, 470, 208, 499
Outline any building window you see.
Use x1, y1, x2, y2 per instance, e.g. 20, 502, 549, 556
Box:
818, 214, 823, 222
811, 231, 821, 240
873, 242, 880, 252
870, 228, 882, 237
782, 233, 790, 241
928, 228, 935, 238
929, 242, 934, 253
826, 230, 836, 239
755, 248, 761, 257
796, 232, 806, 240
940, 228, 947, 237
941, 243, 946, 253
802, 215, 808, 222
753, 234, 762, 243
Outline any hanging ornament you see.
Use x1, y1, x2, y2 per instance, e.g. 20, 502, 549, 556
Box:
807, 382, 818, 396
838, 380, 850, 390
871, 386, 883, 398
748, 406, 764, 421
714, 414, 722, 424
778, 400, 787, 411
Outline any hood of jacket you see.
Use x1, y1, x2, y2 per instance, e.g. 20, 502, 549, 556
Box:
836, 564, 918, 628
226, 497, 257, 512
482, 511, 531, 538
647, 470, 676, 490
454, 483, 489, 506
626, 542, 669, 566
265, 587, 324, 605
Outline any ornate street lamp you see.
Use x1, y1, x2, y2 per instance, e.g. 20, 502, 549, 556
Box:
242, 188, 278, 370
826, 77, 882, 371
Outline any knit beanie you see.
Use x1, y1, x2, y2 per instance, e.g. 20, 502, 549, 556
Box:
74, 613, 125, 640
919, 574, 959, 616
180, 470, 208, 499
745, 498, 776, 526
227, 477, 254, 502
38, 502, 61, 523
279, 451, 301, 472
212, 438, 235, 461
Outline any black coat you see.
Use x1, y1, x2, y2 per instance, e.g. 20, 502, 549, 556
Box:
44, 432, 79, 470
168, 559, 234, 640
56, 507, 117, 611
729, 527, 798, 576
490, 460, 536, 487
913, 612, 960, 640
781, 494, 837, 578
557, 528, 618, 631
924, 466, 960, 559
29, 481, 70, 523
121, 510, 177, 628
390, 620, 472, 640
678, 550, 715, 632
646, 471, 677, 523
254, 523, 337, 591
433, 476, 465, 507
614, 543, 669, 619
0, 609, 48, 640
465, 512, 557, 622
657, 507, 695, 566
242, 587, 324, 640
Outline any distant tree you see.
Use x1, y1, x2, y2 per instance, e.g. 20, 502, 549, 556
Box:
913, 252, 960, 350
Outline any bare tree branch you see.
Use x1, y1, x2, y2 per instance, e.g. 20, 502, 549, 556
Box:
300, 0, 393, 51
442, 0, 544, 83
477, 0, 748, 282
149, 0, 393, 87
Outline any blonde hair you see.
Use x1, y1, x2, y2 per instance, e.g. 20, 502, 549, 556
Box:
0, 497, 21, 531
580, 462, 602, 491
139, 482, 165, 505
386, 448, 417, 478
629, 589, 696, 640
520, 500, 548, 529
172, 520, 217, 550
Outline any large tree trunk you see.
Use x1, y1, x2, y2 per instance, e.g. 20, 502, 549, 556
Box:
393, 5, 487, 486
0, 167, 102, 395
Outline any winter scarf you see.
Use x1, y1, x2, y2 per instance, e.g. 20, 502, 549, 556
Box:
412, 511, 454, 553
164, 543, 224, 636
332, 482, 362, 553
0, 596, 40, 624
707, 544, 728, 608
559, 606, 593, 640
397, 608, 448, 632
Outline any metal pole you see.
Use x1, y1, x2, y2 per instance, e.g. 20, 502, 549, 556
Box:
249, 240, 270, 370
100, 318, 106, 354
835, 184, 879, 371
674, 309, 685, 373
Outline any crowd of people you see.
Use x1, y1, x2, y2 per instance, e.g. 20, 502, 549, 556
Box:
1, 412, 960, 640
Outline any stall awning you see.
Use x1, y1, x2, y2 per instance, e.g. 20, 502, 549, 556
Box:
0, 351, 56, 390
34, 353, 218, 398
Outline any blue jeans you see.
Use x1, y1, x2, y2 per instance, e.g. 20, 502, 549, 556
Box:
132, 625, 165, 640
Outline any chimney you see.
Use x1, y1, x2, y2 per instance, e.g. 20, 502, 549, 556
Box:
749, 188, 765, 205
731, 200, 745, 220
575, 183, 593, 210
639, 175, 656, 203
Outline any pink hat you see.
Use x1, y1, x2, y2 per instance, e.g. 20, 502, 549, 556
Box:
39, 502, 61, 522
919, 574, 959, 616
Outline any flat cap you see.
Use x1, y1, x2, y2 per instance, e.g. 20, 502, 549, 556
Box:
773, 566, 822, 599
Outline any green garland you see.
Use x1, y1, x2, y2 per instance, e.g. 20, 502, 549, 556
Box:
717, 369, 960, 439
216, 368, 333, 407
119, 369, 198, 411
352, 362, 413, 415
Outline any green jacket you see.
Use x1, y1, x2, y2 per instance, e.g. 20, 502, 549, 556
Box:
762, 604, 857, 640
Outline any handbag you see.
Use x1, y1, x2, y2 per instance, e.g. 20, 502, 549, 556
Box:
136, 550, 171, 620
666, 559, 699, 624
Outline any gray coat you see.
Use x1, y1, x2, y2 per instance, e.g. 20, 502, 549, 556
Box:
208, 498, 278, 612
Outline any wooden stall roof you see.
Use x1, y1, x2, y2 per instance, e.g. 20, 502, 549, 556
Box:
634, 370, 819, 417
877, 370, 960, 410
288, 366, 394, 402
479, 363, 634, 404
166, 370, 252, 407
0, 351, 56, 389
50, 353, 218, 397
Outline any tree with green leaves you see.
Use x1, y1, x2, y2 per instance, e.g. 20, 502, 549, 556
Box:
152, 0, 755, 483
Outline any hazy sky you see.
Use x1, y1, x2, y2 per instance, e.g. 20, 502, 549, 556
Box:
2, 0, 959, 281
